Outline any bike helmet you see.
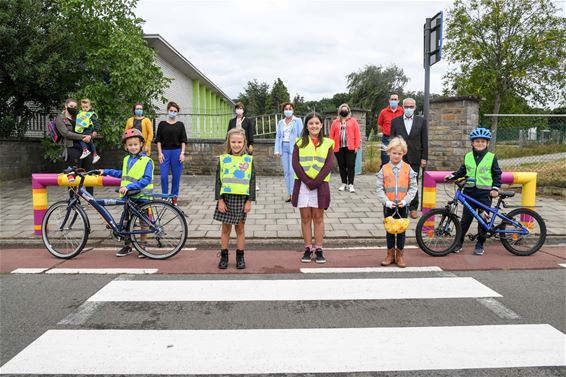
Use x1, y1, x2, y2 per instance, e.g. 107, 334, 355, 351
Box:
122, 128, 145, 144
384, 215, 410, 235
469, 127, 492, 141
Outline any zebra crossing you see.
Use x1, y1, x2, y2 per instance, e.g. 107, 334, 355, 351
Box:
1, 272, 565, 375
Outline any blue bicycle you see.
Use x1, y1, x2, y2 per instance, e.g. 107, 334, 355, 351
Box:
415, 177, 546, 256
41, 168, 188, 259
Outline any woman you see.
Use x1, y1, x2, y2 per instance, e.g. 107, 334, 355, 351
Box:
274, 102, 303, 202
156, 101, 187, 206
227, 102, 254, 153
329, 103, 360, 193
55, 98, 95, 194
125, 102, 154, 156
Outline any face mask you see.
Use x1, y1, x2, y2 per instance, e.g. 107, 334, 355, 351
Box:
134, 109, 143, 117
404, 108, 414, 117
168, 111, 177, 119
389, 100, 398, 108
284, 110, 293, 118
235, 109, 244, 116
67, 107, 78, 116
339, 110, 349, 117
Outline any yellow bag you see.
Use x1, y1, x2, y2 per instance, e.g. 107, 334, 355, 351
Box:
384, 208, 410, 234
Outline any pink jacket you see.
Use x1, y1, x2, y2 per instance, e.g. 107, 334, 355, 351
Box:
329, 117, 361, 152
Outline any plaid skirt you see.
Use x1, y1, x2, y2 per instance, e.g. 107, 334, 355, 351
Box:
213, 194, 248, 225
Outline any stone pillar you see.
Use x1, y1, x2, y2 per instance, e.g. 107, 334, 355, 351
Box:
427, 96, 480, 171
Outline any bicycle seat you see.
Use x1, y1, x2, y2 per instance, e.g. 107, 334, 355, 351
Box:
498, 190, 515, 198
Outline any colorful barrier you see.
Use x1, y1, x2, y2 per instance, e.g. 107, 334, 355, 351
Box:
32, 173, 121, 235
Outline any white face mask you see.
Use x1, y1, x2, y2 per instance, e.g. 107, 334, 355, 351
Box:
235, 109, 244, 116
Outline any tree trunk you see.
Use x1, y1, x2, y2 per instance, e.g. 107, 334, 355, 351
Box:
490, 93, 501, 151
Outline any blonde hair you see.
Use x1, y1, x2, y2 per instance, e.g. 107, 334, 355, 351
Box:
80, 98, 91, 109
225, 128, 248, 155
384, 136, 407, 154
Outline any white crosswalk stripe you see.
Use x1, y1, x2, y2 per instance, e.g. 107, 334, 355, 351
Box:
1, 275, 565, 375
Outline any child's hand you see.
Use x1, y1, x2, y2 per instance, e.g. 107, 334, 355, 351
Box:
218, 199, 227, 213
490, 189, 499, 198
82, 135, 92, 143
386, 200, 396, 209
398, 200, 407, 208
119, 187, 128, 195
444, 174, 455, 182
243, 200, 251, 213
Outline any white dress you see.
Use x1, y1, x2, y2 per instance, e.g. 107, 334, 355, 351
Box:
297, 181, 318, 208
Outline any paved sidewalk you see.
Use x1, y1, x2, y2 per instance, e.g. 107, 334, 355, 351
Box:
1, 174, 565, 243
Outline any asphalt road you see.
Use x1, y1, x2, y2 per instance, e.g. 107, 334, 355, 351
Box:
1, 269, 565, 376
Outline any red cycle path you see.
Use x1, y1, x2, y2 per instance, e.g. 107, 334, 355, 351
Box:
1, 244, 565, 274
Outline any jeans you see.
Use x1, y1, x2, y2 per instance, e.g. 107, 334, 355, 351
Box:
160, 148, 183, 197
280, 141, 293, 195
78, 128, 97, 154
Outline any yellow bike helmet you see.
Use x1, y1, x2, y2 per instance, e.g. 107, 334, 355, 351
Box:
384, 208, 410, 234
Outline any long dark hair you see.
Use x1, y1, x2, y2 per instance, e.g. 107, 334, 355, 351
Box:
298, 112, 325, 148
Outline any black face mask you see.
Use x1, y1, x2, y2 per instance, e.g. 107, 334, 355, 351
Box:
67, 107, 78, 116
340, 110, 349, 117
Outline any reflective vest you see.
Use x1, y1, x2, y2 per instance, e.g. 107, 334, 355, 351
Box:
464, 151, 494, 190
75, 111, 95, 133
383, 162, 410, 201
220, 154, 253, 195
294, 137, 334, 181
120, 155, 154, 199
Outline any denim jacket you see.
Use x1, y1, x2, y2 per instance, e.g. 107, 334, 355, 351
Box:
274, 116, 304, 155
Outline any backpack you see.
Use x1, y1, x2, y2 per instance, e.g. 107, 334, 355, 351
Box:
47, 115, 63, 144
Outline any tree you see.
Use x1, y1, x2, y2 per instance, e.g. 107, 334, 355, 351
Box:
270, 78, 290, 113
237, 79, 270, 116
346, 65, 408, 135
443, 0, 566, 145
401, 91, 442, 115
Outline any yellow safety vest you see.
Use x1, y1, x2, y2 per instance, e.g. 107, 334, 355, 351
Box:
120, 155, 154, 199
75, 111, 95, 133
294, 137, 334, 182
464, 151, 495, 190
220, 154, 253, 195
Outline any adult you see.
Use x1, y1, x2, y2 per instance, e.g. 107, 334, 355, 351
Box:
377, 93, 404, 166
274, 102, 304, 202
329, 103, 361, 193
125, 102, 154, 156
55, 98, 94, 194
156, 101, 187, 206
227, 102, 254, 153
390, 97, 428, 219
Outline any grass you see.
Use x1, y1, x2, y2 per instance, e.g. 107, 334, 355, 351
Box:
363, 141, 381, 173
495, 144, 566, 159
504, 158, 566, 187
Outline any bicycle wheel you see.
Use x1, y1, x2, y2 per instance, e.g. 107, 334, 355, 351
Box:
499, 208, 546, 256
416, 208, 461, 256
129, 201, 187, 259
41, 201, 89, 259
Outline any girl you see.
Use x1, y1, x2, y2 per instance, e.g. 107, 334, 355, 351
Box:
125, 102, 154, 156
329, 103, 361, 193
291, 112, 334, 264
214, 128, 256, 269
274, 102, 303, 202
376, 136, 417, 267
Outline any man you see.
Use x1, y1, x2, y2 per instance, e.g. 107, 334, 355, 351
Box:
377, 94, 404, 166
391, 98, 428, 219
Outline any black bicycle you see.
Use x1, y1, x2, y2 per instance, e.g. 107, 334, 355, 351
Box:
41, 168, 188, 259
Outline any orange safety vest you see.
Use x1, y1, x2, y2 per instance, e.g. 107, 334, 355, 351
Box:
383, 162, 410, 201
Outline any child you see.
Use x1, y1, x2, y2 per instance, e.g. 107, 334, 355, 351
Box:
214, 128, 256, 269
291, 112, 334, 264
445, 127, 501, 255
376, 136, 417, 267
75, 98, 101, 163
101, 128, 154, 257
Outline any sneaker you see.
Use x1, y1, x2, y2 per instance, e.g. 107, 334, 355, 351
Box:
338, 184, 347, 191
92, 154, 101, 164
171, 197, 178, 206
473, 245, 485, 255
314, 248, 326, 264
348, 184, 355, 193
301, 248, 313, 263
80, 149, 91, 159
137, 253, 146, 259
256, 185, 260, 191
116, 246, 132, 257
452, 244, 463, 253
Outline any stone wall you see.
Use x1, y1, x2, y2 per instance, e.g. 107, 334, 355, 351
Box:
427, 96, 480, 171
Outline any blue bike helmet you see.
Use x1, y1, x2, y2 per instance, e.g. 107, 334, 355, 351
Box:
469, 127, 492, 140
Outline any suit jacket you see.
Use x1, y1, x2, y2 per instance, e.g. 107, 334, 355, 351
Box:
227, 117, 254, 146
391, 115, 428, 165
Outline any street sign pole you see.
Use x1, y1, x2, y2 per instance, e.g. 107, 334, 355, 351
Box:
423, 17, 432, 124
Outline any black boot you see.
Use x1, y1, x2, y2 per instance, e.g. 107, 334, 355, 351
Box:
236, 249, 245, 269
218, 249, 229, 269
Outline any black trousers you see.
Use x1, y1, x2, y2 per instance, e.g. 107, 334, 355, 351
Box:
334, 147, 356, 185
458, 191, 492, 247
383, 206, 408, 249
408, 162, 420, 211
67, 145, 94, 195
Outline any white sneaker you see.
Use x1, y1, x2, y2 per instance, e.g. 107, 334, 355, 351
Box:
92, 154, 101, 164
80, 149, 91, 159
338, 184, 347, 191
348, 184, 355, 193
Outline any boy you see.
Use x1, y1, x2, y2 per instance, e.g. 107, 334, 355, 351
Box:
101, 128, 154, 257
445, 127, 502, 255
75, 98, 101, 163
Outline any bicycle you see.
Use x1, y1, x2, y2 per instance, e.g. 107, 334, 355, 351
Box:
415, 177, 546, 257
41, 168, 188, 259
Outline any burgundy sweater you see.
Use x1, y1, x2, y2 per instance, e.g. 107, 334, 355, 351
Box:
291, 143, 334, 209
